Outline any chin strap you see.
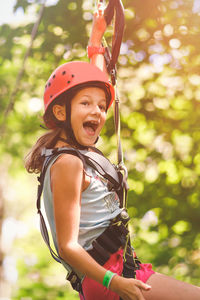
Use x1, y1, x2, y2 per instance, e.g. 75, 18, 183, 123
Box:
63, 100, 88, 150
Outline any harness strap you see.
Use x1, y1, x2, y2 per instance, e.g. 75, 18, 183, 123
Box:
83, 151, 120, 186
38, 210, 61, 263
103, 0, 125, 84
41, 147, 122, 190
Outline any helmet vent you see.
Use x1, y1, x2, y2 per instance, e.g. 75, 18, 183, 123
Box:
50, 95, 53, 98
71, 74, 75, 78
48, 82, 51, 87
67, 80, 71, 84
53, 74, 56, 79
62, 71, 66, 75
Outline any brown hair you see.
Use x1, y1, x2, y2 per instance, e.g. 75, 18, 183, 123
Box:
25, 128, 62, 174
25, 94, 66, 174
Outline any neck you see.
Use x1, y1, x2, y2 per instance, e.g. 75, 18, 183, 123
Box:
55, 136, 90, 150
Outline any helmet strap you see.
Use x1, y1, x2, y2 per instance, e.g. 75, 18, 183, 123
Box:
63, 101, 88, 150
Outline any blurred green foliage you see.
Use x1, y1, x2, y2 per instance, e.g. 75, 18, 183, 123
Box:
0, 0, 200, 298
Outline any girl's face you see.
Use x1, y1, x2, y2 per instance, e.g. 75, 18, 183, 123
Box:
70, 86, 107, 146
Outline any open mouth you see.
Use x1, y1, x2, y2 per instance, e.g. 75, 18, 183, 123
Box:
83, 121, 99, 135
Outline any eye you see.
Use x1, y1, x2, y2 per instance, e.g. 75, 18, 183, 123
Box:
81, 101, 89, 106
99, 104, 106, 112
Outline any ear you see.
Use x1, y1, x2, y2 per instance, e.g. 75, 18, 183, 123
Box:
52, 104, 66, 121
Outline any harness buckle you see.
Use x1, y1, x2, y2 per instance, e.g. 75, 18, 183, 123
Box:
66, 271, 82, 293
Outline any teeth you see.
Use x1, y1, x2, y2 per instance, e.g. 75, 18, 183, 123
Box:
83, 121, 97, 129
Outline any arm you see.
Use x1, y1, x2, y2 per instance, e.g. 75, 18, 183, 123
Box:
51, 154, 151, 299
51, 154, 106, 283
89, 3, 109, 77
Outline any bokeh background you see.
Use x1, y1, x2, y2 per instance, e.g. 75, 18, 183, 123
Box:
0, 0, 200, 299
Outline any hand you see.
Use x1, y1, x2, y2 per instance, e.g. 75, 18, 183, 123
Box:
90, 3, 107, 45
110, 275, 151, 300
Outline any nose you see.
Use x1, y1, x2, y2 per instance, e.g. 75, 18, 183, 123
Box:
91, 104, 101, 116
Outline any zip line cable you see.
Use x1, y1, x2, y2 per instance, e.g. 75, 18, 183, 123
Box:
0, 0, 47, 139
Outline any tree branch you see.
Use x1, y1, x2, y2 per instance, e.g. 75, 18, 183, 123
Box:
0, 0, 46, 138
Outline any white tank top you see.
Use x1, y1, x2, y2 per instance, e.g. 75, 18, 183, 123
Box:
43, 150, 122, 273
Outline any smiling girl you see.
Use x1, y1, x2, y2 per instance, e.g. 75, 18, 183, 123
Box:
25, 5, 200, 300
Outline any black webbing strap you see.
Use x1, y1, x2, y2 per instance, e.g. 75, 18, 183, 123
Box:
41, 147, 121, 189
38, 209, 61, 263
104, 0, 125, 69
83, 151, 120, 186
103, 0, 125, 85
37, 154, 65, 264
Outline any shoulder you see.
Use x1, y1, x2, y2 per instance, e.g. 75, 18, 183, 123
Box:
51, 153, 84, 180
51, 153, 83, 171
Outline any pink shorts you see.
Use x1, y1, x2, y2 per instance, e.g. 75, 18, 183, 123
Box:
79, 249, 155, 300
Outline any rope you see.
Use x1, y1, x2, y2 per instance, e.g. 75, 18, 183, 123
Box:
0, 0, 47, 139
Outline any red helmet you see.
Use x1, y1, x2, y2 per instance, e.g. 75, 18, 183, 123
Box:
44, 61, 115, 113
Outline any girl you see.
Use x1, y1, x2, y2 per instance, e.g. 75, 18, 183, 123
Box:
25, 6, 200, 300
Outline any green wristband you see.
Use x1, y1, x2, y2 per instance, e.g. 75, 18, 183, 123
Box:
103, 270, 116, 289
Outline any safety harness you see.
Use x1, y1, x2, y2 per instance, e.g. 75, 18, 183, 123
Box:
37, 147, 141, 296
